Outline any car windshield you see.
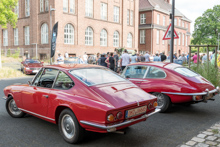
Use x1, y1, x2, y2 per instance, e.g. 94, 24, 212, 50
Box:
174, 67, 198, 77
70, 68, 126, 86
26, 59, 41, 64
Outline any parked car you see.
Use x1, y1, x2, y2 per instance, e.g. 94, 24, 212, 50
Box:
64, 57, 80, 64
121, 62, 219, 112
3, 64, 160, 144
21, 59, 44, 74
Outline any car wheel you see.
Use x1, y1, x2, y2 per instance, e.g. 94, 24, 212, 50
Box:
59, 109, 84, 144
152, 93, 171, 113
6, 96, 25, 118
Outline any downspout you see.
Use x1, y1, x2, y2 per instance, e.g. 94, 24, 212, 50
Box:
151, 10, 153, 54
121, 0, 124, 49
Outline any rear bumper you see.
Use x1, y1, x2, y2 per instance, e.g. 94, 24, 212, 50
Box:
80, 108, 161, 132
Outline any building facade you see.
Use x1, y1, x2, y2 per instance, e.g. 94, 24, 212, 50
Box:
139, 0, 191, 56
1, 0, 139, 59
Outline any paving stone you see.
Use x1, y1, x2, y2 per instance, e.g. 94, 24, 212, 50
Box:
217, 144, 220, 147
211, 126, 220, 129
216, 139, 220, 142
207, 129, 213, 132
214, 134, 220, 137
203, 131, 214, 135
180, 145, 190, 147
195, 143, 209, 147
206, 136, 217, 141
205, 141, 217, 146
197, 134, 207, 138
186, 140, 196, 146
192, 137, 205, 143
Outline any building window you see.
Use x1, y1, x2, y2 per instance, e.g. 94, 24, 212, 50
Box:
127, 10, 130, 25
163, 16, 166, 26
41, 23, 48, 44
25, 26, 30, 45
179, 19, 181, 26
140, 14, 146, 24
175, 37, 177, 45
64, 24, 74, 44
85, 0, 93, 17
101, 3, 107, 20
14, 1, 19, 18
130, 10, 133, 26
182, 21, 185, 28
140, 30, 145, 44
114, 6, 119, 23
174, 18, 177, 25
40, 0, 44, 12
14, 28, 19, 46
186, 36, 188, 46
156, 30, 160, 44
157, 14, 160, 25
25, 0, 30, 17
63, 0, 68, 12
179, 33, 181, 45
45, 0, 49, 11
85, 27, 93, 46
127, 33, 132, 48
182, 33, 185, 46
162, 31, 165, 45
100, 29, 107, 46
3, 30, 8, 46
69, 0, 75, 14
113, 31, 119, 47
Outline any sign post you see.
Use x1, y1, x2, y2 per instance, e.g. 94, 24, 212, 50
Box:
170, 0, 175, 63
50, 22, 58, 64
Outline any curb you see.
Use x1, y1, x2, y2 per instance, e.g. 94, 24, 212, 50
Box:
0, 76, 33, 81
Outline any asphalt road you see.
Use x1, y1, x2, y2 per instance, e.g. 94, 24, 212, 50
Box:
0, 77, 220, 147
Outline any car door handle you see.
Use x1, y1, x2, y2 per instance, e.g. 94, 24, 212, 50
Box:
43, 95, 49, 98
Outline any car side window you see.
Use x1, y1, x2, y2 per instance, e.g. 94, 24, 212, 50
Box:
53, 71, 74, 90
32, 68, 44, 86
146, 67, 166, 78
35, 68, 59, 88
123, 66, 148, 79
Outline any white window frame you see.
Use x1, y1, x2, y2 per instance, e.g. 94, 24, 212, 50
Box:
64, 24, 74, 44
179, 19, 181, 27
163, 16, 166, 26
25, 0, 30, 17
63, 0, 68, 12
14, 28, 19, 46
101, 3, 107, 20
175, 37, 177, 45
140, 30, 145, 44
157, 14, 160, 25
182, 21, 185, 28
25, 26, 30, 45
182, 33, 185, 46
3, 29, 8, 46
41, 23, 49, 44
140, 14, 146, 24
127, 33, 132, 48
69, 0, 75, 14
114, 6, 119, 23
100, 29, 107, 46
85, 27, 93, 46
130, 10, 133, 26
85, 0, 93, 17
127, 10, 130, 25
45, 0, 49, 11
156, 30, 160, 44
179, 33, 181, 45
186, 35, 188, 46
40, 0, 44, 12
113, 31, 119, 47
14, 1, 19, 18
162, 31, 165, 45
174, 18, 177, 25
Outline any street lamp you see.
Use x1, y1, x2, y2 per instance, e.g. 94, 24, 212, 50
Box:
50, 5, 56, 65
32, 43, 38, 59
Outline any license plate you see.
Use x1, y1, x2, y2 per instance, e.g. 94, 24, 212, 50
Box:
32, 70, 39, 73
125, 106, 147, 119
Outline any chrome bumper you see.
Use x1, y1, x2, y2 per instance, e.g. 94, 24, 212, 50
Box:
80, 108, 161, 132
2, 96, 7, 100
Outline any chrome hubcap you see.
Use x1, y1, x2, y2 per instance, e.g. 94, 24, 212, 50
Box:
156, 93, 165, 108
8, 99, 22, 115
61, 114, 75, 139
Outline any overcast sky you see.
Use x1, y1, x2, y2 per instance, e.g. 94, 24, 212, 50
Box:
171, 0, 219, 34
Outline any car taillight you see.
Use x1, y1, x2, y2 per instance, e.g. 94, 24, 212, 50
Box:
193, 95, 203, 101
107, 114, 115, 122
148, 103, 153, 110
153, 101, 158, 108
116, 112, 123, 119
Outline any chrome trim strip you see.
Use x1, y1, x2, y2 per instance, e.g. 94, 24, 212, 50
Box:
162, 89, 218, 96
18, 108, 55, 121
2, 96, 7, 100
129, 79, 148, 82
80, 108, 161, 132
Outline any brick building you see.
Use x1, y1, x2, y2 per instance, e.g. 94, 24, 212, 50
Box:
139, 0, 191, 56
1, 0, 139, 60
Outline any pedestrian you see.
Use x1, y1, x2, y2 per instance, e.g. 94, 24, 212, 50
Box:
78, 56, 84, 64
100, 54, 107, 67
83, 52, 88, 64
144, 51, 150, 62
121, 49, 131, 71
153, 53, 161, 62
130, 51, 137, 64
160, 52, 167, 62
136, 53, 141, 62
113, 51, 119, 72
140, 54, 145, 62
64, 52, 69, 59
57, 53, 64, 64
173, 53, 177, 59
106, 52, 116, 71
178, 53, 187, 64
106, 52, 110, 68
202, 53, 207, 64
192, 52, 198, 64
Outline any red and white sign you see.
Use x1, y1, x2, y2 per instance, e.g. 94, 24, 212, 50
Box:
163, 23, 179, 40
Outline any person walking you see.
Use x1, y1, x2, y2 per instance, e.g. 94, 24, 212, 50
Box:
100, 54, 107, 67
140, 54, 145, 62
136, 53, 141, 62
106, 52, 116, 71
192, 52, 198, 64
178, 53, 187, 64
130, 52, 137, 64
57, 53, 64, 64
121, 49, 131, 71
144, 51, 150, 62
83, 52, 88, 64
160, 52, 167, 62
202, 53, 207, 64
153, 53, 161, 62
64, 52, 69, 59
113, 52, 119, 72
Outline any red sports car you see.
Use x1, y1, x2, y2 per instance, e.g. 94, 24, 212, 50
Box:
3, 64, 160, 144
121, 62, 219, 112
21, 59, 44, 74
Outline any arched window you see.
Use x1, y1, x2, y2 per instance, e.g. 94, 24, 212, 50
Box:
113, 31, 119, 47
41, 23, 48, 44
85, 27, 93, 46
45, 0, 49, 11
127, 33, 132, 48
64, 24, 74, 44
100, 29, 107, 46
40, 0, 44, 12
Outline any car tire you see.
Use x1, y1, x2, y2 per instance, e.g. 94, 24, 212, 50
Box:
58, 109, 84, 144
152, 93, 171, 113
6, 96, 26, 118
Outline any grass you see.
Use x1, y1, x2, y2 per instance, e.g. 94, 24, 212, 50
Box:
212, 129, 219, 134
1, 55, 22, 63
0, 67, 26, 79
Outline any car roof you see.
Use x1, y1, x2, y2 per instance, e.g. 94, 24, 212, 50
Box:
128, 62, 183, 70
44, 64, 103, 71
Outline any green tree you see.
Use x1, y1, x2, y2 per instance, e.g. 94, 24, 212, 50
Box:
0, 0, 18, 69
191, 5, 220, 46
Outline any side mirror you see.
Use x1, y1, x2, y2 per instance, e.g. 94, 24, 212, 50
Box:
28, 81, 32, 85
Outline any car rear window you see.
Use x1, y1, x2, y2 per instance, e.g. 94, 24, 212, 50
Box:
69, 68, 126, 86
174, 68, 198, 77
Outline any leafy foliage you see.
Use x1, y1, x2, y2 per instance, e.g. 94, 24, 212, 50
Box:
0, 0, 18, 28
191, 5, 220, 46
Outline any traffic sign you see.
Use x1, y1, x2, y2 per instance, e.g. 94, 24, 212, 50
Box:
163, 23, 179, 40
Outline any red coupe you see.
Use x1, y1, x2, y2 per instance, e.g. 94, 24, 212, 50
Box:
21, 59, 44, 75
3, 64, 160, 144
121, 62, 219, 112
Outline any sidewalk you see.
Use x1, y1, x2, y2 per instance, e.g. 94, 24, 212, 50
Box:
179, 122, 220, 147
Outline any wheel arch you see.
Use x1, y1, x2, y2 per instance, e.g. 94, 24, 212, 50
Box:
55, 105, 73, 124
